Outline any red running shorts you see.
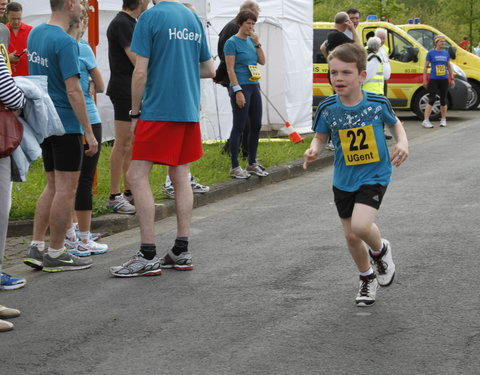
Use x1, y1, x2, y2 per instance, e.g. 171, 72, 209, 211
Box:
132, 120, 203, 166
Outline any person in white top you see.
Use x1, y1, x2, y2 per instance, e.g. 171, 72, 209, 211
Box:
374, 28, 391, 96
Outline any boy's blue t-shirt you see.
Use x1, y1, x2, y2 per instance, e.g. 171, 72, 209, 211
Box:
312, 90, 397, 192
79, 39, 101, 125
27, 24, 82, 134
223, 35, 259, 85
426, 49, 450, 79
131, 1, 211, 122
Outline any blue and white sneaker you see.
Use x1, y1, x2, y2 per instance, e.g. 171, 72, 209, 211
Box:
69, 239, 109, 257
0, 273, 26, 290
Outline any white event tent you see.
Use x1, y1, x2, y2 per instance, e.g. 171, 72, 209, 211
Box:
22, 0, 313, 141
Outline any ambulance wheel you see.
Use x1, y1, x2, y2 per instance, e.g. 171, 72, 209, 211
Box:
466, 80, 480, 110
412, 88, 441, 121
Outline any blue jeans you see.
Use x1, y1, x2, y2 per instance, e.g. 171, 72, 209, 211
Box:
229, 84, 262, 169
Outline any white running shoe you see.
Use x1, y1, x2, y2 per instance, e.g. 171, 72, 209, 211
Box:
106, 194, 136, 214
355, 273, 379, 306
369, 239, 396, 287
422, 120, 434, 128
69, 239, 109, 257
439, 118, 447, 127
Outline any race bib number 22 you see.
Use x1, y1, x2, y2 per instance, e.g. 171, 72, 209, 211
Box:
339, 125, 380, 166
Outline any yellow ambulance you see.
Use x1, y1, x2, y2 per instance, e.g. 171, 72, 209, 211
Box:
313, 21, 473, 119
398, 23, 480, 109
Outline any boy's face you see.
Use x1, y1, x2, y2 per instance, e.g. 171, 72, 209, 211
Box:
329, 58, 366, 99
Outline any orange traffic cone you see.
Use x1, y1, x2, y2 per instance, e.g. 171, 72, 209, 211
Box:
285, 122, 303, 143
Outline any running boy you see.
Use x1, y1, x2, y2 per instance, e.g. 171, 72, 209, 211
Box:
303, 43, 408, 306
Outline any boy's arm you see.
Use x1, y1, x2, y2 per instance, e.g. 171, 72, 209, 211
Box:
303, 132, 329, 170
388, 118, 409, 167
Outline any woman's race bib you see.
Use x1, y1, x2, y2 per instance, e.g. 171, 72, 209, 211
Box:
435, 64, 446, 76
338, 125, 380, 166
248, 64, 261, 81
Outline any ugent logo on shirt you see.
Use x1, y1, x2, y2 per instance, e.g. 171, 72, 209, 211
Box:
27, 51, 49, 68
168, 27, 202, 44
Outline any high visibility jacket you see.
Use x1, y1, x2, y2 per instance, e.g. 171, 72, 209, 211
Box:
363, 53, 384, 95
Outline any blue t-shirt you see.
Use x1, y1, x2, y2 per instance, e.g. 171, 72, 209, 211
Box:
426, 49, 450, 79
223, 35, 259, 85
79, 39, 101, 125
131, 2, 211, 122
313, 90, 397, 192
27, 24, 82, 134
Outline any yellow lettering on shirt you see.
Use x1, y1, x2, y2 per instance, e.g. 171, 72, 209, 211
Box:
339, 125, 380, 166
248, 64, 261, 81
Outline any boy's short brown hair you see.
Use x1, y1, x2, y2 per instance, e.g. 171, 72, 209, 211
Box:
327, 43, 367, 73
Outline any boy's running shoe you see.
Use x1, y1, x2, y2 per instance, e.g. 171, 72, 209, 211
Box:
369, 239, 395, 287
190, 176, 210, 194
160, 248, 193, 271
110, 252, 162, 277
355, 273, 379, 307
162, 184, 175, 199
42, 250, 93, 273
23, 245, 44, 270
0, 273, 26, 290
106, 194, 136, 214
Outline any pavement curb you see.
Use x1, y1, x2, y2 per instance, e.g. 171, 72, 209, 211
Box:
6, 153, 334, 238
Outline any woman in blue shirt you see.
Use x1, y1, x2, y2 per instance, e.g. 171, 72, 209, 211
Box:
422, 35, 455, 128
224, 10, 267, 179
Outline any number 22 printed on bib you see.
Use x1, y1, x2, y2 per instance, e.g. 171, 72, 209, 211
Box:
338, 125, 380, 166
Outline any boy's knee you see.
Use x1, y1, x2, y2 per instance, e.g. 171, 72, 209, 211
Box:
344, 231, 361, 246
350, 222, 371, 240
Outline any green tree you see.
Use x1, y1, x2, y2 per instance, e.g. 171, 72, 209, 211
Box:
439, 0, 480, 49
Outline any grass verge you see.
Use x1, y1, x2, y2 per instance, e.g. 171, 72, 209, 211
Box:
11, 137, 313, 221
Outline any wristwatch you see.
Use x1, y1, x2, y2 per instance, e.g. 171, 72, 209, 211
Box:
255, 44, 262, 48
129, 110, 141, 119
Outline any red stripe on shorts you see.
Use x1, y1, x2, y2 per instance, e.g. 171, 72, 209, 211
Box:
132, 120, 203, 166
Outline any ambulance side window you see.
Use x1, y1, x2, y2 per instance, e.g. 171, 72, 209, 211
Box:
390, 32, 417, 63
408, 29, 434, 50
313, 29, 329, 64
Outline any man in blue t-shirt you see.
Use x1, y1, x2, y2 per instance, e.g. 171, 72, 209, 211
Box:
110, 0, 215, 278
304, 43, 409, 307
23, 0, 98, 273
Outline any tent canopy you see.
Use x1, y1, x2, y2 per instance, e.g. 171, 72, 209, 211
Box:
23, 0, 313, 141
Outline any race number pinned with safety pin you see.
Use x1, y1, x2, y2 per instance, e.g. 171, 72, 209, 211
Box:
338, 125, 380, 166
436, 64, 446, 76
248, 64, 262, 81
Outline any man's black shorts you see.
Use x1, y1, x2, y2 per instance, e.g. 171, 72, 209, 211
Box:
110, 96, 131, 122
333, 184, 388, 219
41, 134, 83, 172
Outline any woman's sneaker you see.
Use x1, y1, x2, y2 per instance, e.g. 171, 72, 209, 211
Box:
69, 239, 109, 257
42, 250, 93, 273
422, 120, 434, 128
106, 194, 136, 214
369, 239, 395, 287
355, 273, 379, 306
110, 252, 162, 277
230, 166, 251, 179
160, 248, 193, 271
246, 163, 269, 177
0, 273, 26, 290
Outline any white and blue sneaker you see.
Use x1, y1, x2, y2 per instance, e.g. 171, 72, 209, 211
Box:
69, 239, 109, 257
0, 273, 27, 290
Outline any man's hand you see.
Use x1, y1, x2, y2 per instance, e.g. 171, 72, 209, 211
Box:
303, 148, 318, 170
84, 132, 98, 157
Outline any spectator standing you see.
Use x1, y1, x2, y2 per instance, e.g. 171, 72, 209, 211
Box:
105, 0, 149, 215
321, 11, 361, 58
374, 28, 391, 96
225, 10, 267, 179
65, 3, 109, 257
0, 52, 26, 331
110, 0, 215, 277
344, 8, 360, 39
24, 0, 98, 273
458, 36, 470, 51
422, 35, 455, 128
363, 36, 384, 95
5, 2, 32, 77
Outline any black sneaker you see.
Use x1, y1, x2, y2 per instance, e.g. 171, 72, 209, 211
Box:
355, 273, 379, 307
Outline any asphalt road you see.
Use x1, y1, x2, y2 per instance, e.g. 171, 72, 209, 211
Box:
1, 111, 479, 374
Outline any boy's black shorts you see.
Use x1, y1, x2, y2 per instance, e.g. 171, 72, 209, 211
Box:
333, 184, 388, 219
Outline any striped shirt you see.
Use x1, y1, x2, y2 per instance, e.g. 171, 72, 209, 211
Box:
0, 54, 25, 110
